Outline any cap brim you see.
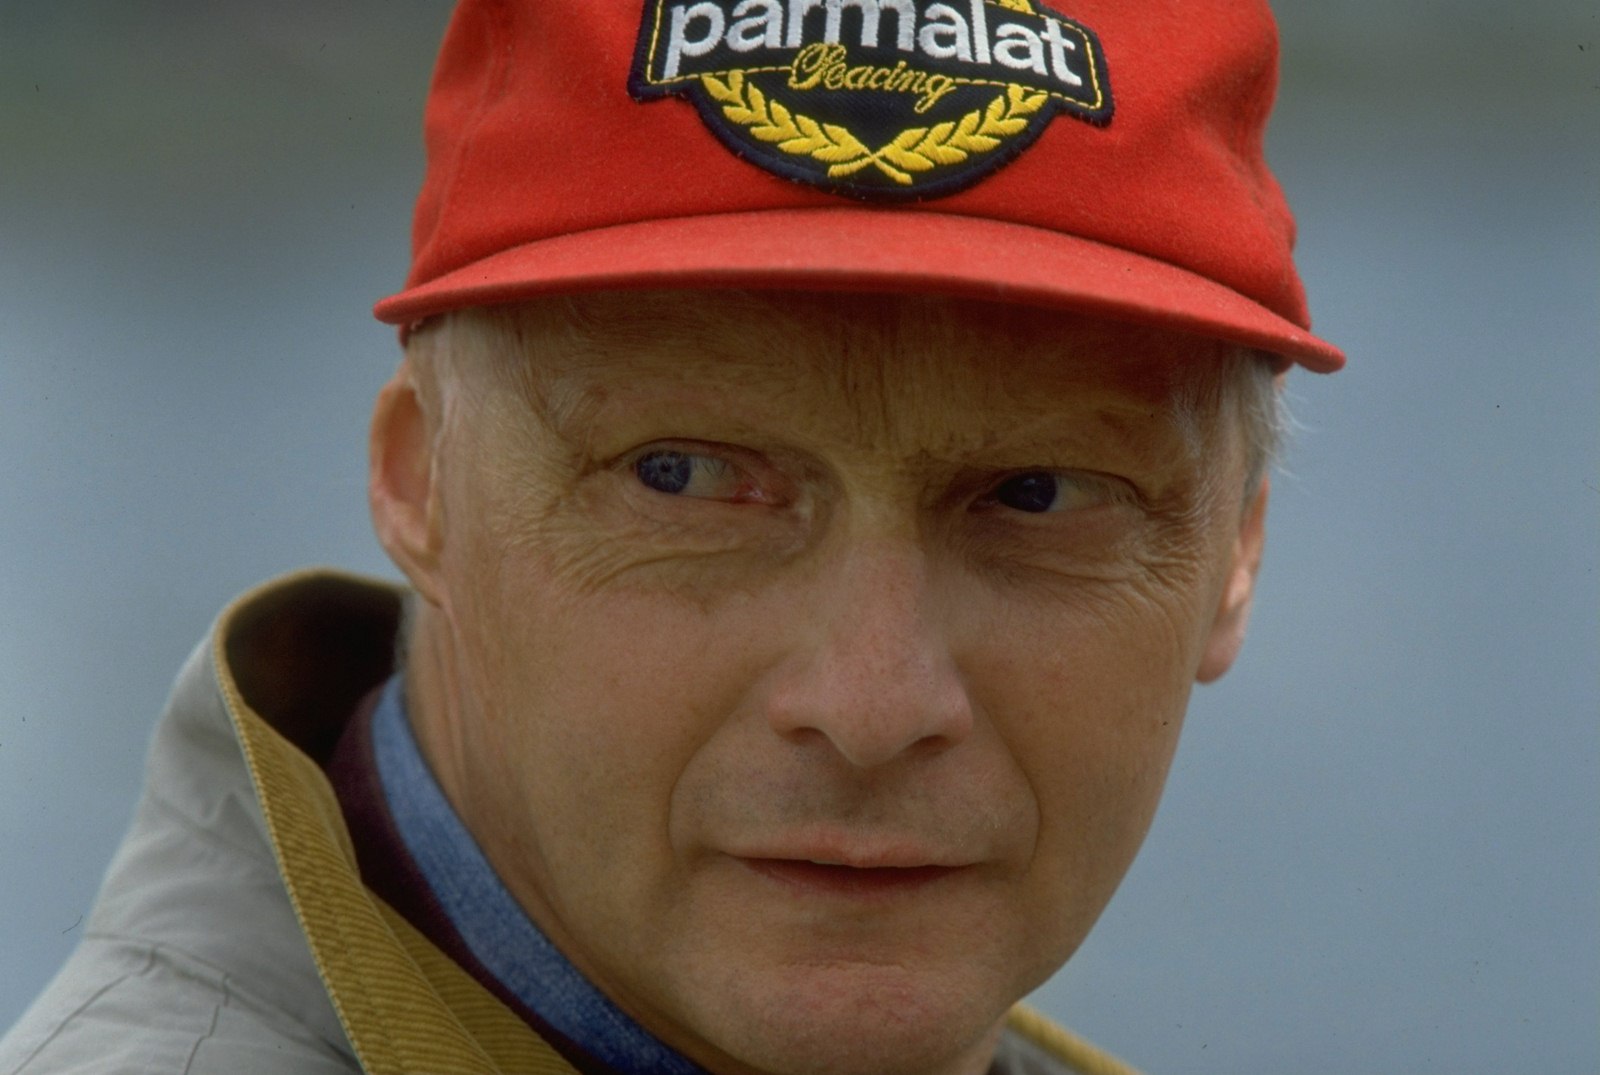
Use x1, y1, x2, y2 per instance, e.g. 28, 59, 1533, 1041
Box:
373, 208, 1344, 373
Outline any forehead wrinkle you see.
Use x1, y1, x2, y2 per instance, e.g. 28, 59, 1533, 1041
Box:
507, 294, 921, 457
764, 296, 1018, 458
491, 291, 1224, 471
789, 307, 907, 453
970, 328, 1232, 466
800, 328, 1188, 469
488, 342, 609, 461
494, 298, 786, 459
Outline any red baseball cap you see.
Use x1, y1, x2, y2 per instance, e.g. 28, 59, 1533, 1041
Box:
375, 1, 1344, 373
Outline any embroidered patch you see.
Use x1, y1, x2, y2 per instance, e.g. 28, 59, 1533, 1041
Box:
629, 0, 1113, 201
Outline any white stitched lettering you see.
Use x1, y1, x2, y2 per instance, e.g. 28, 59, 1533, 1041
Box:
968, 0, 990, 65
728, 0, 784, 51
992, 22, 1046, 76
786, 0, 828, 48
827, 0, 879, 48
1039, 18, 1083, 86
879, 0, 916, 50
918, 3, 972, 63
655, 1, 1097, 99
666, 3, 727, 78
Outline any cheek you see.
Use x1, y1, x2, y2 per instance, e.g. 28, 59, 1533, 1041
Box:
433, 434, 761, 842
970, 587, 1199, 942
445, 536, 773, 862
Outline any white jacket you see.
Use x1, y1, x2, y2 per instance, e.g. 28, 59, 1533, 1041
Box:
0, 571, 1139, 1075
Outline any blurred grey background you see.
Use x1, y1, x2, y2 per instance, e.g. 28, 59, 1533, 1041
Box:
2, 3, 1595, 1072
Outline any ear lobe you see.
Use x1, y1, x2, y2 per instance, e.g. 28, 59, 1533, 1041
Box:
369, 363, 445, 604
1196, 477, 1269, 684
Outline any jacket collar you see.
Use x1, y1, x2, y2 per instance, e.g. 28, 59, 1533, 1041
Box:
215, 568, 581, 1075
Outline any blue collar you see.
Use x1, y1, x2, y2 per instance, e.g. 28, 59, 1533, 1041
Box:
370, 675, 703, 1075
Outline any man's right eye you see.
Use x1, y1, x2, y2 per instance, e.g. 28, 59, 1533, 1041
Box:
634, 450, 747, 500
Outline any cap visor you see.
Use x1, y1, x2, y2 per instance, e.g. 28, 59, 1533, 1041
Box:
374, 208, 1344, 373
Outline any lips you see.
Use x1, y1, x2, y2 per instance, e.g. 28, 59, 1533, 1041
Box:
739, 857, 963, 898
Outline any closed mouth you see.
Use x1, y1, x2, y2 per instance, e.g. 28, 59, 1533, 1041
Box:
740, 857, 960, 896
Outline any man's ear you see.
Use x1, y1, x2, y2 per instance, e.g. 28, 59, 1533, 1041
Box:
369, 362, 445, 605
1196, 477, 1269, 684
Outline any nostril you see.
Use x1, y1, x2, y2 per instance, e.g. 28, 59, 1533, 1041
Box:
762, 647, 975, 769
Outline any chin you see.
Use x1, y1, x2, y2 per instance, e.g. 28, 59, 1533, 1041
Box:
685, 960, 1014, 1075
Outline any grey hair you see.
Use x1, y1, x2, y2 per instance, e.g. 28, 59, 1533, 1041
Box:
1180, 345, 1289, 498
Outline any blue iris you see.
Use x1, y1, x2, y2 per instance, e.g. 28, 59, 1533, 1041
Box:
636, 451, 693, 494
995, 472, 1058, 513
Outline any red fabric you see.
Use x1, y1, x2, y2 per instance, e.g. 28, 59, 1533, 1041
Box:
375, 1, 1344, 373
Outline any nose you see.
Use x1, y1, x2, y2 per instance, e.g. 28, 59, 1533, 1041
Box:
762, 540, 975, 769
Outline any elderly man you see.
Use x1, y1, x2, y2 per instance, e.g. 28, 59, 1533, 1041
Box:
1, 3, 1341, 1074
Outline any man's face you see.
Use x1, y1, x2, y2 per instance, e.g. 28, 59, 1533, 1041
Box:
376, 292, 1264, 1075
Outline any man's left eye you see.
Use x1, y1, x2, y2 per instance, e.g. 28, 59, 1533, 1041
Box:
634, 450, 750, 501
986, 471, 1107, 514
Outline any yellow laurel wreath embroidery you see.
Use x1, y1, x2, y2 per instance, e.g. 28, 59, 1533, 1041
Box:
701, 72, 1048, 186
